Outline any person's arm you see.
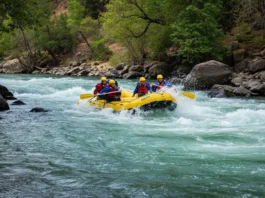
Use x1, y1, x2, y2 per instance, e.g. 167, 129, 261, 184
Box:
165, 81, 172, 88
94, 84, 100, 94
100, 86, 110, 94
152, 82, 158, 92
133, 84, 139, 96
146, 83, 151, 90
115, 81, 118, 86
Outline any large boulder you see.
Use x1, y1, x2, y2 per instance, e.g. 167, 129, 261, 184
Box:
67, 66, 81, 75
233, 59, 249, 73
249, 59, 265, 73
0, 95, 9, 111
148, 62, 171, 78
0, 84, 16, 100
123, 71, 142, 79
2, 59, 26, 74
208, 84, 236, 98
129, 65, 143, 72
184, 60, 233, 90
233, 85, 252, 96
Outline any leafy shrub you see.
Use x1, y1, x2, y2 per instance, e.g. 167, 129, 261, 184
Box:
90, 36, 110, 61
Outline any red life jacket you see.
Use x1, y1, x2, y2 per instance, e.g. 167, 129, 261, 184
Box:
107, 86, 117, 97
138, 83, 148, 94
156, 81, 165, 90
94, 83, 107, 94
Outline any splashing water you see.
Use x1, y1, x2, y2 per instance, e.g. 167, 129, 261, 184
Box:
1, 74, 265, 197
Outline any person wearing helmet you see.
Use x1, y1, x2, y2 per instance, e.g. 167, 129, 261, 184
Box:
152, 74, 172, 92
132, 77, 151, 97
99, 79, 121, 102
107, 73, 119, 86
94, 77, 108, 95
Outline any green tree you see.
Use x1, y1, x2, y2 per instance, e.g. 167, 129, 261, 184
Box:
67, 0, 99, 57
171, 3, 229, 64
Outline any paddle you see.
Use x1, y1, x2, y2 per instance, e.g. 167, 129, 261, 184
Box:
80, 91, 121, 100
152, 84, 195, 99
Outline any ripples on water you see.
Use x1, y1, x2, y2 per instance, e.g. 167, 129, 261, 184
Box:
1, 74, 265, 197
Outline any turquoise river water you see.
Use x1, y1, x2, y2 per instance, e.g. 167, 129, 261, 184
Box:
1, 74, 265, 197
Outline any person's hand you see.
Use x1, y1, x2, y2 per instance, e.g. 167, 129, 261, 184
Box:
132, 94, 135, 97
151, 83, 154, 86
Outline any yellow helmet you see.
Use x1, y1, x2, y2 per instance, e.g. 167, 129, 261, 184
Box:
109, 79, 116, 84
139, 77, 146, 82
101, 77, 107, 81
157, 74, 163, 79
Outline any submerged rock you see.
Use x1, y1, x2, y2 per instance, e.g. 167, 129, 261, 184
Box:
11, 100, 26, 105
30, 107, 48, 112
208, 85, 236, 98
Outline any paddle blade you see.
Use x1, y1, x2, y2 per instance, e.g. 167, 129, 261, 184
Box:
180, 91, 196, 99
80, 93, 94, 100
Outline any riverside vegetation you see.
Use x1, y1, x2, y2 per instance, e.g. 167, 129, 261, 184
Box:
1, 0, 265, 104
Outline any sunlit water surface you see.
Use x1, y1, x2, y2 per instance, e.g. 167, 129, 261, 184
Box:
1, 74, 265, 197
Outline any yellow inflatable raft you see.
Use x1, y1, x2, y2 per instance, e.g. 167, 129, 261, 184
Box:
86, 90, 177, 111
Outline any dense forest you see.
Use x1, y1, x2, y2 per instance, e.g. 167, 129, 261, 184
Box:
0, 0, 265, 67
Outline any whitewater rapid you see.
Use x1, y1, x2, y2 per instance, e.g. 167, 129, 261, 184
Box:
1, 74, 265, 197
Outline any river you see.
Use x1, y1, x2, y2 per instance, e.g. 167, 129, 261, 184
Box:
1, 74, 265, 197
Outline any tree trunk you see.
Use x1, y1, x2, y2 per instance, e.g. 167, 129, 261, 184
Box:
78, 30, 93, 56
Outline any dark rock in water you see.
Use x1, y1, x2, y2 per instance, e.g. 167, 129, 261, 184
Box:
30, 107, 48, 112
208, 84, 236, 98
184, 60, 232, 90
0, 95, 10, 111
11, 100, 26, 105
0, 84, 16, 100
0, 116, 3, 119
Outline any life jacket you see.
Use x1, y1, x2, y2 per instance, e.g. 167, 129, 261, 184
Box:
94, 83, 107, 94
156, 81, 165, 90
137, 83, 148, 94
107, 86, 117, 97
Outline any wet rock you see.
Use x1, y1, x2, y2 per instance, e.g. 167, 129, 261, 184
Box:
120, 65, 130, 75
233, 85, 252, 96
0, 95, 9, 111
234, 59, 249, 73
30, 107, 48, 112
208, 84, 236, 98
67, 66, 81, 75
0, 84, 16, 100
258, 71, 265, 81
77, 69, 90, 76
123, 71, 142, 79
250, 59, 265, 73
2, 59, 26, 74
231, 77, 244, 86
129, 65, 143, 72
115, 63, 127, 70
184, 60, 232, 90
148, 62, 171, 78
250, 83, 265, 95
143, 61, 159, 73
11, 100, 26, 105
